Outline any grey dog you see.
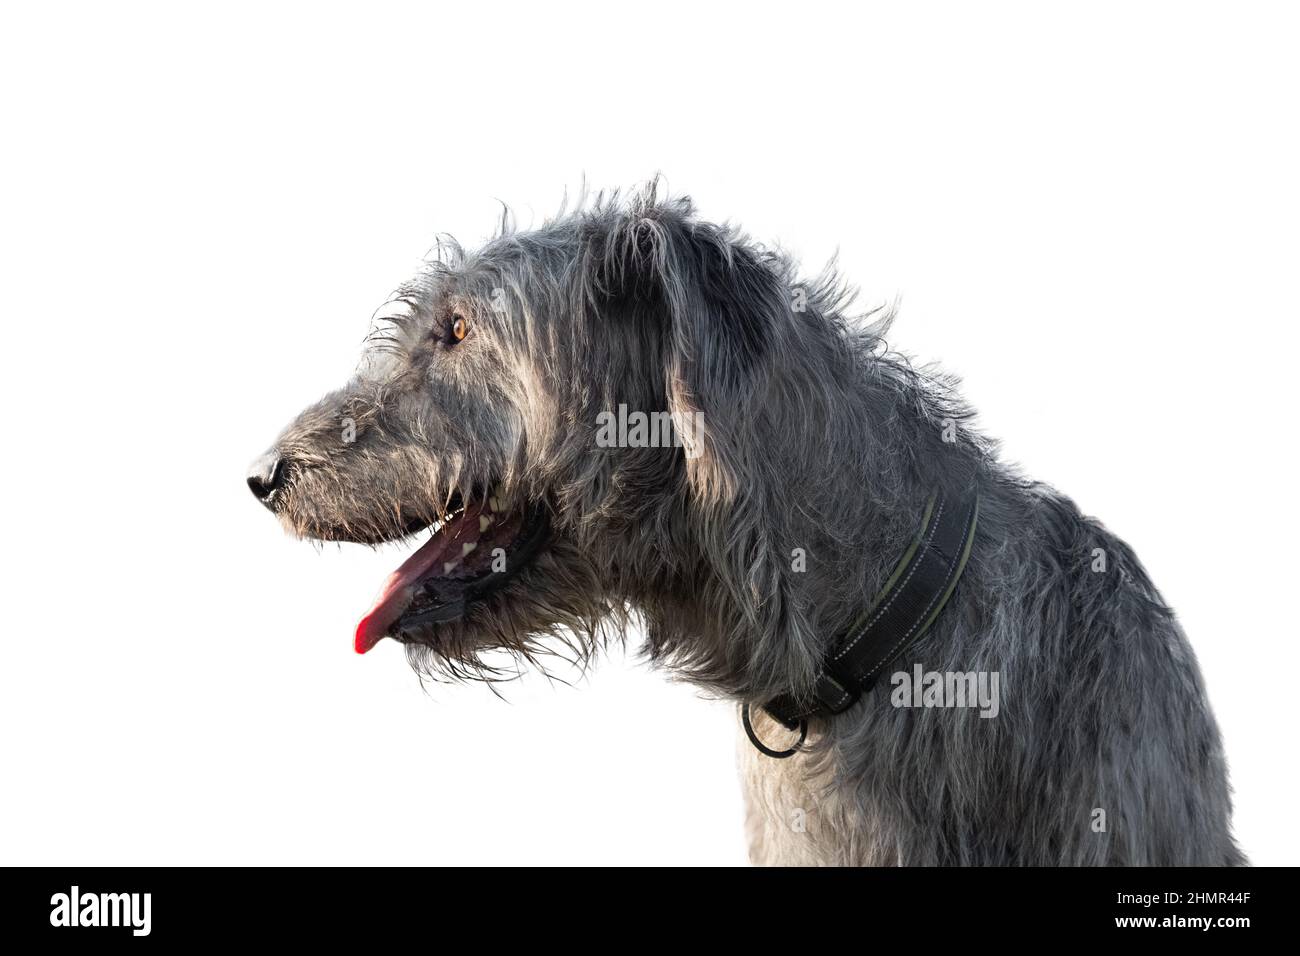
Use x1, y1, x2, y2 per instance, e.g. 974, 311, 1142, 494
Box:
248, 184, 1243, 866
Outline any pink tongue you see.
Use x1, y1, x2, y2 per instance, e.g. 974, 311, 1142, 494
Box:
353, 505, 482, 654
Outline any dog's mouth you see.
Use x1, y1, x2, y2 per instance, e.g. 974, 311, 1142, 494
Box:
354, 494, 549, 654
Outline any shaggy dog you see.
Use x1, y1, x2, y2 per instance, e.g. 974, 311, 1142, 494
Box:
248, 184, 1243, 865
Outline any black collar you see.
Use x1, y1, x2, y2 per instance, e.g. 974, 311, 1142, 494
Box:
745, 486, 980, 758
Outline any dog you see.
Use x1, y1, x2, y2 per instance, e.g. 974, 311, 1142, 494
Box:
248, 183, 1243, 865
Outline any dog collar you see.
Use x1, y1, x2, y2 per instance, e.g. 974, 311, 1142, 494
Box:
746, 486, 980, 758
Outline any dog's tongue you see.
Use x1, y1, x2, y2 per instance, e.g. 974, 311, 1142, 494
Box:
354, 504, 483, 654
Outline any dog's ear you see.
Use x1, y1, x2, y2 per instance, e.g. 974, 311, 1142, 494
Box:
590, 205, 824, 687
592, 208, 790, 504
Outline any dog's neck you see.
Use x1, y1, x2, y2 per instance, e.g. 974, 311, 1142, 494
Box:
617, 348, 988, 710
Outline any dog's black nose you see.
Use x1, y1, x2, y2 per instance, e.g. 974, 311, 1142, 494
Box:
247, 452, 286, 507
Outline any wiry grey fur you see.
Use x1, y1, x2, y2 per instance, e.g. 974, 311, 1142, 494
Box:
253, 182, 1244, 865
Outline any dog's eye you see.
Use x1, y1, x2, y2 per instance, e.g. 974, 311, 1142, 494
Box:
450, 314, 470, 343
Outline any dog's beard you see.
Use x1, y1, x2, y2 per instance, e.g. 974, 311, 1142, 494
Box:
399, 537, 627, 685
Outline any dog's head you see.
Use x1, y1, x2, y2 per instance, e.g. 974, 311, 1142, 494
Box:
249, 185, 856, 692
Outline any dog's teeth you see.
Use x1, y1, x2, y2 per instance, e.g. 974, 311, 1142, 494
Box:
443, 560, 460, 574
489, 496, 500, 513
461, 541, 477, 556
479, 515, 493, 532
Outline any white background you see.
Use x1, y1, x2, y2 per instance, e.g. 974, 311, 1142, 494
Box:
1, 1, 1296, 865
